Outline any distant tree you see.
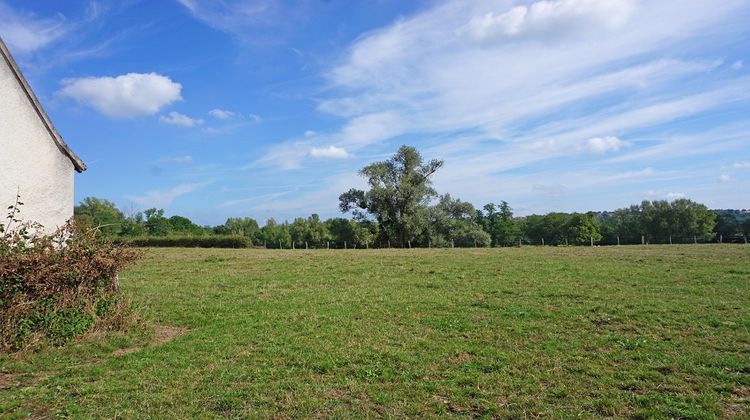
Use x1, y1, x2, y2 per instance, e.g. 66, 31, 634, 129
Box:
306, 214, 329, 246
425, 194, 489, 247
224, 217, 261, 244
714, 213, 740, 238
262, 218, 291, 248
339, 145, 443, 247
120, 211, 145, 237
743, 219, 750, 237
290, 217, 311, 246
74, 197, 125, 236
144, 208, 171, 237
169, 215, 204, 236
565, 213, 602, 245
326, 218, 357, 246
481, 201, 521, 246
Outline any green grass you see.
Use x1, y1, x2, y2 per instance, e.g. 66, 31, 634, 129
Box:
2, 245, 749, 418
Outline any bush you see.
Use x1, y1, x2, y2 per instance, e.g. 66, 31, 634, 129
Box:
1, 200, 139, 350
120, 235, 251, 248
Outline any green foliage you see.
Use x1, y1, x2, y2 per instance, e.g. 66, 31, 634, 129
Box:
479, 201, 521, 246
122, 236, 251, 248
74, 197, 126, 236
144, 208, 171, 237
603, 199, 717, 243
425, 194, 490, 247
261, 219, 292, 248
1, 208, 139, 349
220, 218, 261, 244
565, 213, 602, 245
290, 214, 330, 246
168, 216, 204, 237
340, 145, 444, 247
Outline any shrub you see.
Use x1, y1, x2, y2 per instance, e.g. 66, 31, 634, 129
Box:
1, 198, 139, 350
120, 235, 251, 248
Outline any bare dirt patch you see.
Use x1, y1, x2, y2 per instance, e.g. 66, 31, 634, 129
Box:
447, 352, 475, 364
113, 325, 189, 356
0, 372, 21, 389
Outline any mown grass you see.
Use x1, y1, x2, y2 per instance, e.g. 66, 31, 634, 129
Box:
1, 245, 749, 418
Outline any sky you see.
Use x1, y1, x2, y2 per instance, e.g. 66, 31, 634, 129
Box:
1, 0, 749, 225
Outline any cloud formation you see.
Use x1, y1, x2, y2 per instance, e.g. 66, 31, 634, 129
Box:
59, 72, 183, 118
160, 111, 204, 127
0, 2, 67, 55
125, 182, 208, 208
309, 146, 350, 159
209, 108, 235, 119
462, 0, 635, 42
585, 136, 630, 154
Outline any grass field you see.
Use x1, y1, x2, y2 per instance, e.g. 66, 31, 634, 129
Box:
1, 245, 749, 418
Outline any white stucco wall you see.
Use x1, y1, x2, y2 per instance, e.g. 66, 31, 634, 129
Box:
0, 56, 75, 232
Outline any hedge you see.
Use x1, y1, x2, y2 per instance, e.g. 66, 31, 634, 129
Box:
120, 235, 251, 248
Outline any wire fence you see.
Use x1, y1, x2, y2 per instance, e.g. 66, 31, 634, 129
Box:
265, 235, 749, 249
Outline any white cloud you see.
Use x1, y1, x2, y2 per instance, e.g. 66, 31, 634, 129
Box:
248, 113, 262, 123
176, 0, 285, 44
208, 108, 235, 119
585, 136, 630, 154
59, 73, 182, 118
257, 0, 748, 172
718, 174, 731, 182
304, 130, 317, 137
462, 0, 635, 42
159, 111, 204, 127
125, 182, 209, 208
0, 3, 67, 55
732, 161, 750, 168
310, 146, 350, 159
646, 190, 686, 200
732, 60, 743, 70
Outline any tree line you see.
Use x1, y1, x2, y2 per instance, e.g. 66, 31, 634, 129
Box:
74, 146, 749, 248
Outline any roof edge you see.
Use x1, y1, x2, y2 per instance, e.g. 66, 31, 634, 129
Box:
0, 37, 87, 172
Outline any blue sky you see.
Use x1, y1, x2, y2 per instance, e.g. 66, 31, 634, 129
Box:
2, 0, 749, 225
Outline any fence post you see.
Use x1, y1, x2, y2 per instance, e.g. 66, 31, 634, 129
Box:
292, 242, 295, 249
408, 240, 412, 249
327, 241, 329, 249
388, 240, 390, 248
744, 235, 748, 244
344, 241, 347, 249
720, 234, 723, 244
428, 240, 431, 248
279, 240, 282, 249
617, 235, 620, 246
451, 239, 455, 248
669, 235, 672, 245
641, 235, 645, 245
305, 241, 308, 249
366, 241, 368, 249
519, 238, 522, 247
590, 236, 594, 247
474, 239, 477, 248
565, 237, 568, 246
541, 238, 545, 246
694, 235, 697, 244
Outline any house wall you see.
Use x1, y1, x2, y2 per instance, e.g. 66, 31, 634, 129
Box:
0, 55, 75, 232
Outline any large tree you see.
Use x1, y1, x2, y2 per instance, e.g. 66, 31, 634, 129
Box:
339, 146, 443, 247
